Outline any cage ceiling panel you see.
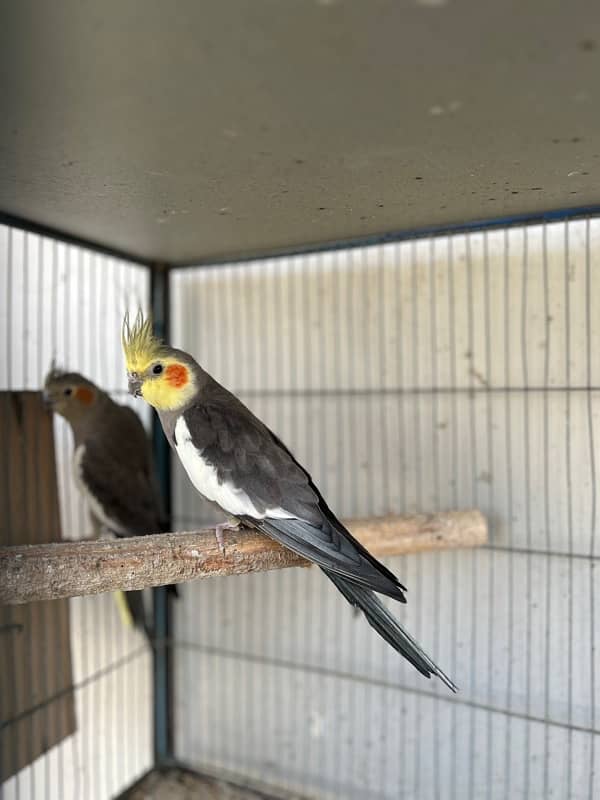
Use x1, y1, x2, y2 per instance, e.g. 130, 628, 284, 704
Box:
1, 0, 599, 264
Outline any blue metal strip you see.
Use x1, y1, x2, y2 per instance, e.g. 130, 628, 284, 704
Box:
3, 203, 600, 271
150, 267, 173, 766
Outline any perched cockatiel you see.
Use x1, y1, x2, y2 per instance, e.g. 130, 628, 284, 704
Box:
122, 311, 457, 691
43, 367, 173, 636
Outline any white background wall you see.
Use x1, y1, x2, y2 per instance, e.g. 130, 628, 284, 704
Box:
0, 225, 153, 800
171, 219, 600, 799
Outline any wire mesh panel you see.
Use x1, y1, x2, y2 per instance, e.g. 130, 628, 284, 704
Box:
0, 224, 153, 800
170, 219, 600, 799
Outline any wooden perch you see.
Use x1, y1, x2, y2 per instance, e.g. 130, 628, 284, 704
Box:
0, 510, 487, 605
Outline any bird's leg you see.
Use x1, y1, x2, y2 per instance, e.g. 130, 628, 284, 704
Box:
214, 517, 240, 555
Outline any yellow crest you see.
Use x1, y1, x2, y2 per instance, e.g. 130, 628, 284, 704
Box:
121, 310, 169, 372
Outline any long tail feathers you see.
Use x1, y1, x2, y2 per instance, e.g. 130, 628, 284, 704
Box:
323, 568, 458, 693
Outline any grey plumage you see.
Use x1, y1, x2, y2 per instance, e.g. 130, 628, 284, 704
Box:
77, 426, 163, 536
153, 362, 457, 691
44, 369, 174, 636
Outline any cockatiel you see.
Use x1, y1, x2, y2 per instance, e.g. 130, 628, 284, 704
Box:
43, 367, 173, 636
122, 311, 457, 691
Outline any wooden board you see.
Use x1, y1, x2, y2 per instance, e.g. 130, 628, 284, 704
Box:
0, 392, 75, 782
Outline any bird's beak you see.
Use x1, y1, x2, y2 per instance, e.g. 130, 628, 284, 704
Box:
128, 374, 143, 398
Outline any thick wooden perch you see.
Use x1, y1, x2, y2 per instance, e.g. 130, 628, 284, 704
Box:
0, 510, 486, 605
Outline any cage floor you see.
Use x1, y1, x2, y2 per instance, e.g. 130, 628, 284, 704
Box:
121, 767, 309, 800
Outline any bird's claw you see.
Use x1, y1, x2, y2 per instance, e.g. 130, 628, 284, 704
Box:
214, 519, 239, 556
214, 525, 227, 556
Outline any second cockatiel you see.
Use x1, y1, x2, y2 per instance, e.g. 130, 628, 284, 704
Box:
122, 312, 457, 691
44, 368, 172, 635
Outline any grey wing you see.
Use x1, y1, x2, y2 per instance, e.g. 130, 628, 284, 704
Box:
80, 439, 163, 537
183, 399, 321, 519
185, 393, 406, 601
247, 514, 405, 601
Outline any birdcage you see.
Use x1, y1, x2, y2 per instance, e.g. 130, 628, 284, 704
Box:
2, 4, 600, 799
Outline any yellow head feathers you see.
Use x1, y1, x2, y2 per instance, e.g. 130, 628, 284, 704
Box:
122, 310, 197, 411
122, 310, 169, 373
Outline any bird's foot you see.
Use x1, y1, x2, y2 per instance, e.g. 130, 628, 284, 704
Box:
214, 518, 240, 555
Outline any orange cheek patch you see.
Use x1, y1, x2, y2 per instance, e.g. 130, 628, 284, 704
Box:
75, 387, 95, 405
166, 363, 189, 388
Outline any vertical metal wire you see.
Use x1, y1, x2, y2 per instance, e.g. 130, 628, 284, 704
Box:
410, 240, 424, 798
200, 267, 216, 772
242, 260, 255, 776
178, 269, 191, 764
393, 240, 409, 797
314, 254, 333, 792
272, 256, 287, 789
542, 221, 552, 799
50, 238, 64, 800
331, 249, 345, 797
447, 234, 459, 800
300, 255, 319, 790
22, 232, 36, 800
35, 236, 51, 800
258, 259, 272, 781
466, 234, 478, 800
503, 227, 515, 798
82, 250, 95, 800
362, 245, 377, 795
521, 227, 533, 797
565, 222, 574, 799
483, 230, 495, 798
102, 257, 115, 797
585, 218, 597, 800
92, 254, 109, 797
364, 247, 377, 519
64, 243, 81, 800
378, 243, 392, 799
346, 248, 359, 794
428, 237, 442, 800
124, 260, 135, 787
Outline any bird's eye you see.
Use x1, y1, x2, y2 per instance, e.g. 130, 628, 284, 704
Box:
63, 387, 72, 396
152, 364, 163, 375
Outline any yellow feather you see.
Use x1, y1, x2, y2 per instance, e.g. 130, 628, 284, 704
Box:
122, 310, 197, 411
113, 589, 134, 628
121, 310, 169, 373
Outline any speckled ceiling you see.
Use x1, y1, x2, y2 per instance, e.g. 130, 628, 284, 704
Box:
1, 0, 599, 264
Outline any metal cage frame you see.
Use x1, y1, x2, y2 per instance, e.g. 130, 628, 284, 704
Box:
2, 203, 600, 799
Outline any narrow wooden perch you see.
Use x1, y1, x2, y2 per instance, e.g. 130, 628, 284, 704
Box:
0, 510, 486, 606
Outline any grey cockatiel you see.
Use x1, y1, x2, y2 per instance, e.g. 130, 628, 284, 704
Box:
122, 312, 457, 691
43, 367, 175, 636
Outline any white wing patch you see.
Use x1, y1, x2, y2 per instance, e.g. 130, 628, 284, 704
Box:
174, 416, 295, 520
73, 445, 128, 536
